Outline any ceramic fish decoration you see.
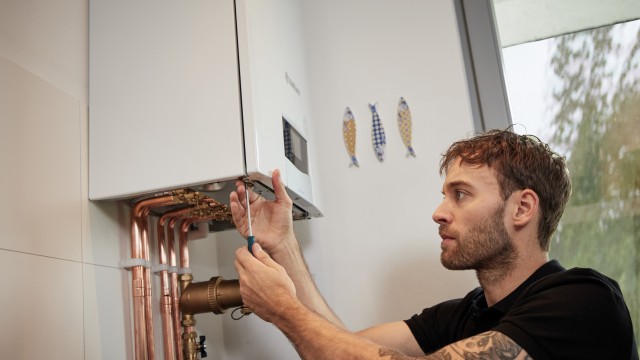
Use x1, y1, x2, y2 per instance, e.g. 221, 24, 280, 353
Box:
342, 107, 359, 167
369, 103, 386, 162
397, 97, 417, 157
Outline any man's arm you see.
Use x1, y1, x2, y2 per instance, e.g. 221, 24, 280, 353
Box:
267, 232, 346, 327
230, 169, 344, 327
357, 322, 424, 357
235, 244, 533, 360
282, 305, 531, 360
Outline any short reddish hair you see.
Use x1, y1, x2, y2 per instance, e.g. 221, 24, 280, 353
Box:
440, 129, 572, 251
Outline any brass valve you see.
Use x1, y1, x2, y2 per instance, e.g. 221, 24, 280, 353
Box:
179, 276, 243, 315
182, 331, 207, 359
179, 276, 245, 359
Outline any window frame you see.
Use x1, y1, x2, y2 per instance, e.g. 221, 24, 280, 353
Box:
454, 0, 511, 131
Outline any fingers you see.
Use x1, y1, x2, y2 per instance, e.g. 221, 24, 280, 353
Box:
234, 245, 250, 272
233, 169, 288, 208
271, 169, 292, 205
229, 201, 245, 231
234, 179, 261, 207
251, 243, 279, 268
235, 243, 280, 272
229, 188, 246, 229
230, 180, 259, 231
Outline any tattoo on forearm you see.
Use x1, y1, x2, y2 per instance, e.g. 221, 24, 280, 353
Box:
378, 348, 419, 360
378, 331, 533, 360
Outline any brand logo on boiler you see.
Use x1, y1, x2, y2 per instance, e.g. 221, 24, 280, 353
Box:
285, 72, 301, 96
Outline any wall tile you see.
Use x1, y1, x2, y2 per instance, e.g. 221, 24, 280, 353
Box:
0, 249, 83, 359
0, 0, 88, 101
80, 100, 128, 268
83, 263, 131, 360
0, 55, 82, 261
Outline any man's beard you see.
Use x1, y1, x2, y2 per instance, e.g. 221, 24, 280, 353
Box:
440, 203, 517, 285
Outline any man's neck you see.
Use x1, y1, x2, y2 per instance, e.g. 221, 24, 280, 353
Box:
479, 253, 548, 307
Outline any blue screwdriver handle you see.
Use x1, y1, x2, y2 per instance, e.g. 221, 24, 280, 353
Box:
247, 235, 255, 255
244, 178, 256, 256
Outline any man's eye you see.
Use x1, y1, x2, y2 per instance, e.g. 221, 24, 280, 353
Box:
455, 191, 467, 200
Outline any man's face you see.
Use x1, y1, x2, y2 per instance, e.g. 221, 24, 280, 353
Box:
432, 159, 515, 271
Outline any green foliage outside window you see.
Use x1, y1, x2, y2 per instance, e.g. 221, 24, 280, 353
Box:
546, 21, 639, 348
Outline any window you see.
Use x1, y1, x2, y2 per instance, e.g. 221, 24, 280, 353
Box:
499, 11, 640, 349
455, 0, 639, 349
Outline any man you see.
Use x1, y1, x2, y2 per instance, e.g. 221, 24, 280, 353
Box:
231, 129, 638, 359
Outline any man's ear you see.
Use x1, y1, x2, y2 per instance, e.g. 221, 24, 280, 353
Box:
512, 189, 539, 227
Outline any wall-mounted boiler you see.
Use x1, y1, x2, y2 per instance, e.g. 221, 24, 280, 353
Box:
89, 0, 322, 223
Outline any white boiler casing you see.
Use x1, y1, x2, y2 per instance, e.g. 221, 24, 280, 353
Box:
89, 0, 321, 218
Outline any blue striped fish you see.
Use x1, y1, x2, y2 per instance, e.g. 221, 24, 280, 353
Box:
342, 107, 359, 167
369, 103, 386, 162
397, 97, 417, 157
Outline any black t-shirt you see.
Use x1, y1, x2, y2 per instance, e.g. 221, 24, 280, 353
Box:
404, 260, 638, 359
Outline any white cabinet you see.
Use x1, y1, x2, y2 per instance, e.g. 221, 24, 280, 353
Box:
90, 0, 320, 217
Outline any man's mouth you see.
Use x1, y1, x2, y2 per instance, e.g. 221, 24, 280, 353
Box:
439, 229, 455, 241
439, 228, 456, 248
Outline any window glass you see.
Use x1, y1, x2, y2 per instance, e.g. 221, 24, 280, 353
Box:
502, 19, 640, 347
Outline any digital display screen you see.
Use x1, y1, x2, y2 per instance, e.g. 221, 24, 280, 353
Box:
283, 117, 308, 174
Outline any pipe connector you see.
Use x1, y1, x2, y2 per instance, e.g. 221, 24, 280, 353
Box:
179, 277, 243, 315
182, 331, 207, 359
173, 189, 205, 206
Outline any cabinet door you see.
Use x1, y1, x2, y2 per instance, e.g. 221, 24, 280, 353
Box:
90, 0, 244, 199
236, 0, 315, 205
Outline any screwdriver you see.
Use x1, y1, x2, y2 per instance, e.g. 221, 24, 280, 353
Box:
244, 179, 256, 255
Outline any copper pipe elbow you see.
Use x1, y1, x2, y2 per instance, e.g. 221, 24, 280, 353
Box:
179, 277, 243, 315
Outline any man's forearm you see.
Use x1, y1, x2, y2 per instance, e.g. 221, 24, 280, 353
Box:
275, 300, 383, 359
273, 303, 531, 360
270, 237, 345, 328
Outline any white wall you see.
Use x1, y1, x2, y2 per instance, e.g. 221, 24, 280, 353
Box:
216, 0, 480, 358
0, 0, 223, 358
1, 0, 480, 358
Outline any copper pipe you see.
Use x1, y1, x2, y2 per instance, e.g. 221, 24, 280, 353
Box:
130, 198, 174, 360
158, 208, 191, 360
129, 206, 147, 360
158, 230, 175, 360
179, 219, 192, 269
129, 191, 198, 360
140, 208, 156, 360
168, 217, 184, 360
176, 210, 230, 360
177, 205, 231, 271
177, 218, 197, 357
157, 216, 172, 360
120, 196, 225, 360
131, 266, 147, 360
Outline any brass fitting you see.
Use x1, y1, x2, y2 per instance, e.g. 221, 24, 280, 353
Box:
181, 313, 196, 327
179, 277, 243, 315
179, 276, 242, 359
182, 330, 207, 359
182, 331, 198, 360
179, 273, 194, 293
173, 189, 204, 206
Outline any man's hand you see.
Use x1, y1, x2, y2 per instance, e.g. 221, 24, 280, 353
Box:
235, 243, 297, 323
229, 169, 295, 254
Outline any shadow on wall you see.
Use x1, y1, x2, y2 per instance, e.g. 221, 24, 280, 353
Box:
379, 246, 478, 322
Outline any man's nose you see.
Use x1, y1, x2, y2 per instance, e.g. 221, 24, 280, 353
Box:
432, 201, 451, 225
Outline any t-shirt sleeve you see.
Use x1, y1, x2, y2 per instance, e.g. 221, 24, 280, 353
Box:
404, 298, 466, 355
493, 269, 637, 360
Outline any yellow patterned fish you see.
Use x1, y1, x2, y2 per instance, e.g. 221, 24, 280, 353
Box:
342, 107, 359, 167
397, 97, 417, 157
